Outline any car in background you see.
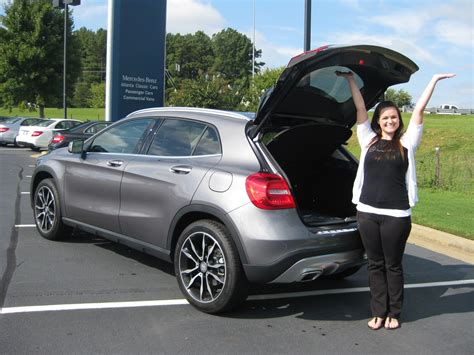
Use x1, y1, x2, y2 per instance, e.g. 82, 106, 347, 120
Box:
17, 118, 82, 151
0, 117, 44, 147
30, 44, 419, 313
48, 120, 113, 151
0, 116, 12, 123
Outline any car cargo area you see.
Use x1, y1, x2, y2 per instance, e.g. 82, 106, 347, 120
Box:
262, 121, 358, 226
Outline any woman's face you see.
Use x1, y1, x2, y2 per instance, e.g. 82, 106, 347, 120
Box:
378, 107, 400, 139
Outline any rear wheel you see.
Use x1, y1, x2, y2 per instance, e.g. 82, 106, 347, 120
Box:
34, 179, 70, 240
174, 220, 248, 313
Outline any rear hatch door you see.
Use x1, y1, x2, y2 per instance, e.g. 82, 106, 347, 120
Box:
251, 44, 418, 137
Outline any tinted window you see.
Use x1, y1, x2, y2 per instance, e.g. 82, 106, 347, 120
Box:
148, 119, 206, 157
193, 127, 221, 155
297, 66, 364, 103
89, 119, 153, 153
36, 120, 55, 127
21, 119, 41, 126
85, 122, 110, 134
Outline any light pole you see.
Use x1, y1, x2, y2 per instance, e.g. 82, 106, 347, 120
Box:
304, 0, 311, 51
53, 0, 80, 119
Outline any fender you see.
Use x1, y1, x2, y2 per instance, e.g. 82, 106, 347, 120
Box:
167, 204, 249, 264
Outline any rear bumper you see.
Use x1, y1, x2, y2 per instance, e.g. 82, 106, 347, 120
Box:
243, 248, 366, 284
227, 203, 365, 284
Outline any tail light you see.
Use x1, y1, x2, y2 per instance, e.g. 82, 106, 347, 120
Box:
245, 172, 296, 210
0, 127, 9, 133
31, 131, 43, 137
51, 135, 64, 144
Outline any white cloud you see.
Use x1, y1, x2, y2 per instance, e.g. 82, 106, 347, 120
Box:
166, 0, 226, 35
435, 21, 473, 48
243, 30, 301, 68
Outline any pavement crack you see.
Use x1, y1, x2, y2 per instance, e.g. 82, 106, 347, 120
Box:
0, 167, 24, 309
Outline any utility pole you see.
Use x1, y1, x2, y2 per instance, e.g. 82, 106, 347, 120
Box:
304, 0, 311, 51
52, 0, 81, 119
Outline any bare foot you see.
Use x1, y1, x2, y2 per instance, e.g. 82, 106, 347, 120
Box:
368, 317, 384, 330
384, 317, 400, 330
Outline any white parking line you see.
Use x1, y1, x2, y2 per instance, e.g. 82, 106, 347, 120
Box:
1, 279, 472, 315
15, 224, 36, 228
25, 175, 32, 178
20, 192, 30, 195
28, 165, 36, 167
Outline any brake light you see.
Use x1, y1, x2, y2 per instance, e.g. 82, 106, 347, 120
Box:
289, 45, 330, 64
31, 131, 43, 137
0, 127, 9, 133
51, 135, 64, 143
245, 173, 295, 210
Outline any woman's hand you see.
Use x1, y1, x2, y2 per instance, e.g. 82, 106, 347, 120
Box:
335, 70, 354, 78
433, 73, 456, 81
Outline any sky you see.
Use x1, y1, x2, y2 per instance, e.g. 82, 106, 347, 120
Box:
1, 0, 473, 108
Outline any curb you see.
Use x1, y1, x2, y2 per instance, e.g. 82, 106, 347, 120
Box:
408, 224, 474, 264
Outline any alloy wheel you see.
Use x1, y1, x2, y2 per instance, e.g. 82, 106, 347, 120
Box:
35, 186, 56, 234
178, 231, 227, 303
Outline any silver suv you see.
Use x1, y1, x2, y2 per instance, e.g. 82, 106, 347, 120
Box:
31, 45, 418, 313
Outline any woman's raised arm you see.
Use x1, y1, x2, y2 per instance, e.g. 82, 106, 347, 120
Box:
411, 73, 456, 125
336, 71, 369, 125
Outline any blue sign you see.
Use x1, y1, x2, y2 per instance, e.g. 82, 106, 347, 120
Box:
106, 0, 167, 121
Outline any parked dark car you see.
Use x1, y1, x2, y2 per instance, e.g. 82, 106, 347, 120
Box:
31, 45, 418, 313
48, 120, 112, 151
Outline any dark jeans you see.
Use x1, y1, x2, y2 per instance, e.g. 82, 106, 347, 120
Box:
357, 211, 412, 319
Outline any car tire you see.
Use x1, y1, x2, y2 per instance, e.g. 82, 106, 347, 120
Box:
33, 178, 70, 240
326, 265, 362, 279
174, 219, 248, 314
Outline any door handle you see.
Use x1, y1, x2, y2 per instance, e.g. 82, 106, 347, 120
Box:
170, 165, 192, 174
106, 160, 124, 167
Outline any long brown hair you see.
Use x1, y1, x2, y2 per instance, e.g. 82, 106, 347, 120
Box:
368, 101, 406, 160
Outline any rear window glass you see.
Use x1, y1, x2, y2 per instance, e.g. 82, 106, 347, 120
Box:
36, 120, 55, 127
3, 117, 21, 124
296, 66, 364, 103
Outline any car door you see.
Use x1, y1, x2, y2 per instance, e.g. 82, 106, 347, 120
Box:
119, 118, 222, 250
63, 118, 154, 232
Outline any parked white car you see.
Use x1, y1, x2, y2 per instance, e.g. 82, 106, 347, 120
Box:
16, 119, 82, 150
0, 117, 44, 146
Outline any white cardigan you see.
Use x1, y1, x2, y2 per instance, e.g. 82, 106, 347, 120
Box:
352, 120, 424, 208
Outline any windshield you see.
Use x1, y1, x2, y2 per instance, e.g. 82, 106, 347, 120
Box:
296, 66, 364, 103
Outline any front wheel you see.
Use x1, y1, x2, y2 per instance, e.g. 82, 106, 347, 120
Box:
174, 220, 248, 313
34, 178, 70, 240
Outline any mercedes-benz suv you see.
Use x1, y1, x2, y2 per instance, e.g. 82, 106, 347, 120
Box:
30, 45, 418, 313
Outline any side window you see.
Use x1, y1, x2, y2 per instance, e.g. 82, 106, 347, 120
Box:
55, 121, 67, 129
89, 119, 153, 153
193, 127, 221, 155
21, 119, 37, 126
148, 119, 206, 156
85, 123, 109, 134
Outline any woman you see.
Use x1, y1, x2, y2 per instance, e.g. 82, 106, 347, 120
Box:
337, 71, 455, 330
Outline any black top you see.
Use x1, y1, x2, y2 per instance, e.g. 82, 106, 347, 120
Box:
360, 139, 409, 209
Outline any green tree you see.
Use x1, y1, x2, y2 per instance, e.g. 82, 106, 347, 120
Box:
88, 82, 105, 108
167, 75, 238, 109
166, 31, 214, 82
0, 0, 81, 117
385, 88, 413, 108
211, 28, 264, 89
241, 67, 285, 111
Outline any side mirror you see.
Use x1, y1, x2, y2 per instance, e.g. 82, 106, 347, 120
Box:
68, 139, 84, 154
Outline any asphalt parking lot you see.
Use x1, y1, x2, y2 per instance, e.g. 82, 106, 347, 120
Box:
1, 146, 473, 354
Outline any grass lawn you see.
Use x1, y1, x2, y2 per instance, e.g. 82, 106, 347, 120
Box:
0, 107, 105, 121
413, 188, 474, 240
